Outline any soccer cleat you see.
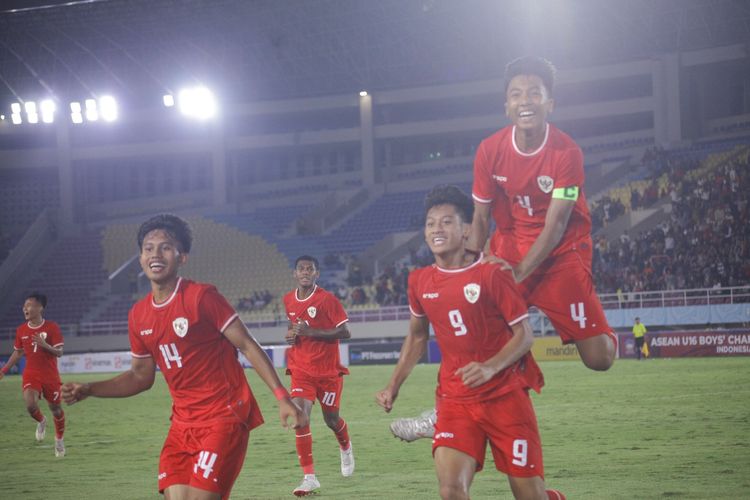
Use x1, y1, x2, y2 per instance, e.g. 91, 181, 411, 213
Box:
340, 442, 355, 477
292, 474, 320, 496
35, 418, 46, 442
389, 409, 436, 442
54, 438, 66, 458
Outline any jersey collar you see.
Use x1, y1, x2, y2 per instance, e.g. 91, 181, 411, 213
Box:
511, 123, 549, 157
295, 284, 318, 302
152, 277, 183, 309
27, 319, 46, 329
435, 253, 483, 274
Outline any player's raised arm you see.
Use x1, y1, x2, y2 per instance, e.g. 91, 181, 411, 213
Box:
468, 201, 492, 255
61, 355, 156, 404
222, 317, 308, 430
376, 314, 430, 412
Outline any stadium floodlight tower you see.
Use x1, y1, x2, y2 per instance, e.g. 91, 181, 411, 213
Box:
70, 102, 83, 124
11, 103, 22, 124
178, 86, 217, 119
85, 99, 98, 121
25, 101, 39, 124
99, 95, 118, 122
163, 94, 175, 107
40, 99, 55, 123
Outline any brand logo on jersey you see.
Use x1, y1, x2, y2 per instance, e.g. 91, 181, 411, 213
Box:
140, 329, 153, 336
434, 432, 455, 440
172, 317, 189, 338
307, 306, 317, 318
492, 174, 508, 183
422, 292, 439, 299
463, 283, 480, 304
537, 175, 554, 193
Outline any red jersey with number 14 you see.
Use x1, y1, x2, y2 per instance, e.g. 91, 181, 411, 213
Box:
408, 258, 543, 402
473, 123, 591, 260
128, 278, 263, 429
284, 285, 349, 378
14, 319, 63, 382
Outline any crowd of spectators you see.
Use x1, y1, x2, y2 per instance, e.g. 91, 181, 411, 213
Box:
237, 290, 274, 312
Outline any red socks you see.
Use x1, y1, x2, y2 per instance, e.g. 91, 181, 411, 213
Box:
333, 418, 350, 450
295, 425, 314, 474
54, 411, 65, 439
30, 408, 44, 423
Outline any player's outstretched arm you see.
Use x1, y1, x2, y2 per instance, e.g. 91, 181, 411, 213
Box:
467, 201, 492, 254
456, 319, 534, 388
0, 349, 23, 380
61, 356, 156, 404
376, 315, 430, 412
514, 197, 575, 282
222, 318, 308, 429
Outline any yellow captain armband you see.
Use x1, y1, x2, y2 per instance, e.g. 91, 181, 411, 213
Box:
552, 186, 579, 201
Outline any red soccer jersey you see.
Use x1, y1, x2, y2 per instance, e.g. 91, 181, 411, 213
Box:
408, 258, 543, 402
128, 278, 262, 428
284, 285, 349, 378
473, 123, 591, 260
14, 319, 63, 381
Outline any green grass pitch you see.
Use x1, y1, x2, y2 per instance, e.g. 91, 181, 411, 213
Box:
1, 357, 749, 499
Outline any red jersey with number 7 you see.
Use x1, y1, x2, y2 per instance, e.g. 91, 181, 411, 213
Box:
284, 285, 349, 378
407, 258, 543, 403
472, 123, 591, 260
128, 277, 263, 429
14, 319, 63, 382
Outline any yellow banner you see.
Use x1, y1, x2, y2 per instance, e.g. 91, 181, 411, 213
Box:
531, 336, 581, 361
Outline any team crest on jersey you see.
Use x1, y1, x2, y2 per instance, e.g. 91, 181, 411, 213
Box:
39, 332, 48, 340
463, 283, 481, 304
537, 175, 554, 194
307, 306, 317, 318
172, 317, 189, 338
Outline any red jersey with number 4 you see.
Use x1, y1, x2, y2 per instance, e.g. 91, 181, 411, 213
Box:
128, 278, 263, 429
473, 123, 591, 260
14, 320, 63, 381
408, 259, 543, 402
284, 285, 349, 378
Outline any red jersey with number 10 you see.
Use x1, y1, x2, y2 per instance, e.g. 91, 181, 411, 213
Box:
284, 285, 349, 378
473, 123, 591, 260
408, 259, 543, 402
128, 278, 263, 429
14, 319, 63, 382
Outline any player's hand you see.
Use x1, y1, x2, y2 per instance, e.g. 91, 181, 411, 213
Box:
61, 382, 91, 405
455, 361, 497, 388
285, 329, 297, 345
32, 333, 49, 348
375, 387, 398, 412
483, 255, 521, 281
279, 398, 308, 429
291, 320, 310, 337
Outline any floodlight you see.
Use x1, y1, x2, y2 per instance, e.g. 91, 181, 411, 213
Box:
99, 95, 117, 122
85, 99, 98, 121
11, 102, 21, 114
163, 94, 175, 107
178, 86, 217, 119
359, 90, 368, 97
71, 113, 83, 124
28, 113, 39, 124
70, 102, 81, 113
40, 99, 55, 123
25, 101, 37, 114
0, 115, 4, 120
11, 113, 22, 124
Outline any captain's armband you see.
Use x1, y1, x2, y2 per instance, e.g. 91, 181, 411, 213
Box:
552, 186, 579, 201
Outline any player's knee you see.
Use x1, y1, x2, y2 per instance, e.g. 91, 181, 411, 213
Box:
25, 403, 40, 415
50, 404, 63, 417
439, 482, 469, 500
323, 412, 340, 429
581, 350, 615, 371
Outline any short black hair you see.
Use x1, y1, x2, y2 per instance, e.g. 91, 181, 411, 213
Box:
295, 255, 319, 270
26, 292, 47, 308
504, 56, 556, 96
137, 214, 193, 253
424, 185, 474, 224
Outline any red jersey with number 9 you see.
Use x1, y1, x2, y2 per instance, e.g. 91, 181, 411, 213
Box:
407, 259, 543, 402
128, 278, 263, 429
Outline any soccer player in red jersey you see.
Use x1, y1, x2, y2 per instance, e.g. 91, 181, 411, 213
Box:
376, 186, 565, 500
61, 215, 307, 500
470, 55, 616, 371
1, 292, 67, 457
283, 255, 354, 496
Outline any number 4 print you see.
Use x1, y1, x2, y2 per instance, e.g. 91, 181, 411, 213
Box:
570, 302, 586, 329
516, 195, 533, 216
159, 343, 183, 369
194, 451, 218, 479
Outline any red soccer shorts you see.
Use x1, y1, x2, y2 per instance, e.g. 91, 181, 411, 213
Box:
516, 247, 612, 344
158, 421, 250, 498
289, 372, 344, 411
432, 388, 544, 477
22, 375, 61, 404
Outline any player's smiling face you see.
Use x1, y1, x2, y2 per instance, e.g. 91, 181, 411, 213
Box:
139, 229, 187, 284
505, 74, 554, 133
294, 260, 319, 288
22, 298, 43, 322
425, 204, 469, 259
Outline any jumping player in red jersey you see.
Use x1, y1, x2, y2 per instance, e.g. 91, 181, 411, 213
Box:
62, 215, 307, 500
470, 55, 616, 371
283, 255, 354, 496
1, 292, 67, 457
377, 186, 565, 500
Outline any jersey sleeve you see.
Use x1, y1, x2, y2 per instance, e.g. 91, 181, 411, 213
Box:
553, 146, 584, 189
407, 271, 426, 317
198, 286, 239, 333
472, 141, 496, 204
488, 266, 529, 326
128, 308, 151, 358
13, 327, 23, 351
48, 322, 64, 347
324, 293, 349, 328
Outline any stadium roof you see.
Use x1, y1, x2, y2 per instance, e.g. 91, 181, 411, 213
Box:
1, 0, 749, 106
